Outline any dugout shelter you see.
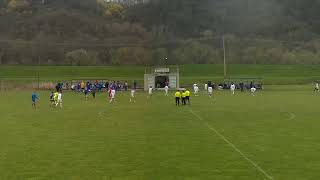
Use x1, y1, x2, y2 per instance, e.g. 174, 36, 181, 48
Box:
144, 66, 180, 91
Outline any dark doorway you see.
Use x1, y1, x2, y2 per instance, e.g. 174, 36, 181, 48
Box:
155, 76, 169, 88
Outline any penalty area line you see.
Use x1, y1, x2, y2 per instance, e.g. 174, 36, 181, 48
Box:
188, 108, 274, 180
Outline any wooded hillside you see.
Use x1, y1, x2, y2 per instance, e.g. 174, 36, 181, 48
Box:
1, 0, 320, 65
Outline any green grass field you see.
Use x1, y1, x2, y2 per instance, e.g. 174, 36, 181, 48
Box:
1, 86, 320, 179
1, 64, 320, 84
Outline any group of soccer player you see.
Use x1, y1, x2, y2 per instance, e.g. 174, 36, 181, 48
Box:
174, 89, 191, 106
31, 81, 320, 109
31, 90, 62, 109
193, 83, 214, 98
193, 82, 257, 97
31, 81, 258, 109
49, 91, 63, 108
30, 82, 256, 109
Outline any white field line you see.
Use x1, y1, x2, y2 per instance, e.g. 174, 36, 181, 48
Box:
188, 108, 274, 180
288, 112, 296, 120
280, 111, 296, 120
98, 109, 106, 119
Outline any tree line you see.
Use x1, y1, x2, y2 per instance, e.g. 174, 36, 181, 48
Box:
1, 0, 320, 65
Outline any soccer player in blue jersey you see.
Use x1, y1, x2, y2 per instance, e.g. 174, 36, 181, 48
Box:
31, 91, 39, 109
84, 87, 89, 100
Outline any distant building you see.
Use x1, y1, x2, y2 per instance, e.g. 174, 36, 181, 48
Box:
144, 67, 180, 91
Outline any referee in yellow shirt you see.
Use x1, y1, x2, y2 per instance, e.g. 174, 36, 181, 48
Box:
181, 91, 187, 105
175, 90, 181, 106
185, 89, 190, 105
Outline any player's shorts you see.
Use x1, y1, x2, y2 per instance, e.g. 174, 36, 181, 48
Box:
58, 99, 62, 103
111, 92, 115, 99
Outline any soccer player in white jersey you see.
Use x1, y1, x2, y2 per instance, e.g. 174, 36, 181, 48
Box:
250, 87, 256, 96
315, 83, 319, 92
230, 83, 236, 95
57, 91, 63, 108
204, 83, 208, 91
208, 86, 213, 98
194, 84, 199, 96
148, 86, 153, 98
164, 85, 169, 96
109, 88, 116, 103
130, 89, 136, 102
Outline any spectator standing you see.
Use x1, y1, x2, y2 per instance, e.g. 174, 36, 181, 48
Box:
124, 81, 128, 91
133, 80, 137, 90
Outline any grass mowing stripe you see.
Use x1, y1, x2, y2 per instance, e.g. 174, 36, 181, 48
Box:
188, 108, 274, 180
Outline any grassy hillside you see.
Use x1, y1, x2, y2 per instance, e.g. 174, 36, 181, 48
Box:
1, 64, 320, 85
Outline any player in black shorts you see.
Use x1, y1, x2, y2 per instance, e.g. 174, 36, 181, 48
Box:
185, 89, 190, 105
175, 90, 181, 106
49, 91, 54, 107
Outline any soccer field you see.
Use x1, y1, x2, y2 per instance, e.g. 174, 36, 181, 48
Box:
1, 86, 319, 179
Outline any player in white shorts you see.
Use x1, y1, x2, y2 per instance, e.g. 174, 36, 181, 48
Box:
130, 89, 136, 102
194, 84, 199, 96
193, 84, 197, 89
164, 85, 169, 96
148, 86, 153, 98
315, 83, 319, 92
250, 87, 256, 96
57, 91, 63, 108
208, 86, 213, 98
109, 89, 116, 103
230, 83, 236, 95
